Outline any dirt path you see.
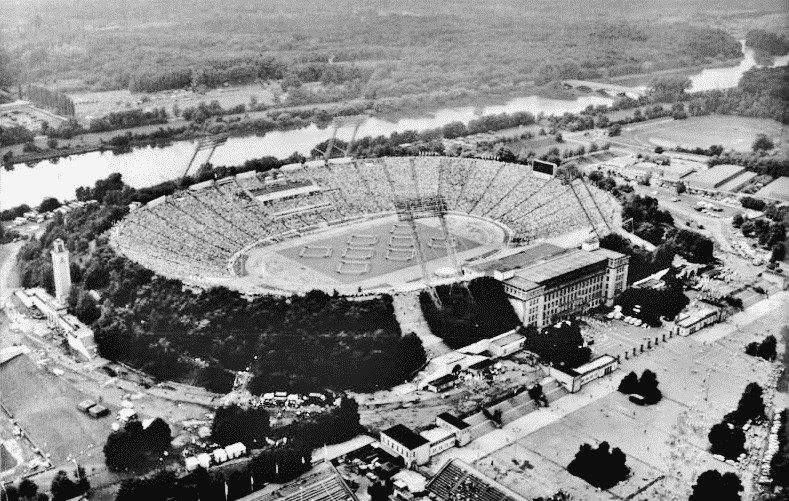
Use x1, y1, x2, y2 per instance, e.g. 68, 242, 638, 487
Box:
391, 293, 452, 358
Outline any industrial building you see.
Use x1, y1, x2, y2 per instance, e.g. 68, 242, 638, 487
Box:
470, 240, 628, 327
684, 164, 754, 193
755, 176, 789, 202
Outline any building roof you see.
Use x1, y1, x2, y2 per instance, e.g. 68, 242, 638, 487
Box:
437, 412, 470, 430
755, 176, 789, 202
502, 275, 540, 292
472, 243, 565, 274
237, 462, 357, 501
419, 427, 454, 443
514, 249, 608, 285
490, 331, 524, 348
467, 359, 497, 372
686, 164, 745, 190
573, 355, 617, 375
717, 171, 756, 193
427, 373, 458, 387
381, 424, 430, 450
676, 307, 719, 327
427, 459, 529, 501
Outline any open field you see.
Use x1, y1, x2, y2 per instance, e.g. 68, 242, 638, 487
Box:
472, 292, 789, 501
619, 115, 786, 152
0, 355, 112, 471
69, 84, 278, 121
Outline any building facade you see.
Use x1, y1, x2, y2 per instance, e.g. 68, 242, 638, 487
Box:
50, 238, 72, 304
473, 241, 628, 328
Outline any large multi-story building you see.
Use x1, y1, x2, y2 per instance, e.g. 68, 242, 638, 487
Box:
50, 238, 72, 304
470, 240, 628, 327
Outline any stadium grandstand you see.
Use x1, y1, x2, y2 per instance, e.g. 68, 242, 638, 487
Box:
111, 156, 619, 295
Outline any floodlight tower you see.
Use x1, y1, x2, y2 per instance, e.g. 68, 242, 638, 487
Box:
314, 114, 367, 161
182, 134, 228, 178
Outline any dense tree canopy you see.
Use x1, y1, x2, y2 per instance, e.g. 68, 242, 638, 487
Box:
567, 441, 629, 489
689, 470, 743, 501
420, 277, 520, 349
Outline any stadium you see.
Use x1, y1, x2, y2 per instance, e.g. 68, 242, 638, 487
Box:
111, 156, 621, 296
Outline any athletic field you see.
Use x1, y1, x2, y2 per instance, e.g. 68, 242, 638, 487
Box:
621, 115, 784, 152
277, 220, 480, 285
242, 214, 508, 294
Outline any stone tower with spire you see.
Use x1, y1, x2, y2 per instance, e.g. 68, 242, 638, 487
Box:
51, 238, 72, 304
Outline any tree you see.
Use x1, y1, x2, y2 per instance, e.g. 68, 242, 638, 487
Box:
745, 341, 759, 356
771, 242, 786, 262
211, 404, 270, 448
145, 417, 173, 452
752, 134, 775, 152
17, 479, 38, 500
757, 335, 777, 361
708, 422, 745, 460
618, 371, 639, 394
726, 382, 765, 426
689, 470, 743, 501
528, 383, 548, 407
0, 485, 20, 501
368, 481, 393, 501
732, 213, 744, 228
675, 182, 686, 194
49, 469, 86, 501
38, 197, 61, 213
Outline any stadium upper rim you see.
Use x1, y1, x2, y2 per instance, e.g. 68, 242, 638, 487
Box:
110, 156, 621, 296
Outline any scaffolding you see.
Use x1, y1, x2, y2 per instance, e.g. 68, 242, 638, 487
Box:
393, 195, 461, 306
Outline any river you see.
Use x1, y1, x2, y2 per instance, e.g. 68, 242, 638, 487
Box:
1, 42, 786, 208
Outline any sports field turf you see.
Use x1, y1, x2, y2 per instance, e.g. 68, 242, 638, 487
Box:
277, 219, 480, 284
626, 115, 784, 152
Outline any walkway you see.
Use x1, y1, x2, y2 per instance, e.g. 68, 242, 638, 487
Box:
391, 293, 452, 357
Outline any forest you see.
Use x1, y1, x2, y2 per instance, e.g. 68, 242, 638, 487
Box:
15, 173, 426, 394
1, 0, 755, 102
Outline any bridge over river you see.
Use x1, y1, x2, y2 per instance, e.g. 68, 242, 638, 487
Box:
562, 80, 647, 98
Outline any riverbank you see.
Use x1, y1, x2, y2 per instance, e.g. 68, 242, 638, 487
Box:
1, 83, 587, 168
608, 56, 744, 87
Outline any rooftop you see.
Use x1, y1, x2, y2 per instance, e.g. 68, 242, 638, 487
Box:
381, 424, 429, 450
755, 176, 789, 202
686, 164, 745, 190
427, 373, 458, 387
437, 412, 470, 430
514, 249, 609, 285
573, 355, 617, 375
237, 462, 357, 501
419, 427, 454, 443
490, 331, 525, 348
472, 242, 565, 274
427, 459, 528, 501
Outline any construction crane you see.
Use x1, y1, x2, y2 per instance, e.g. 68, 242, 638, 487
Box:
182, 134, 228, 179
313, 115, 367, 161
